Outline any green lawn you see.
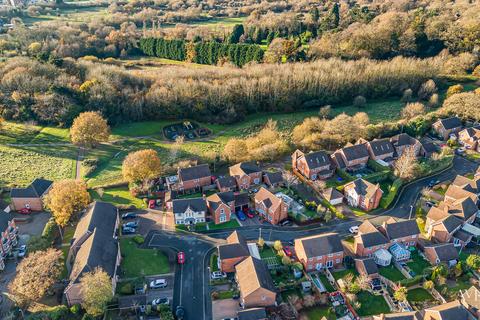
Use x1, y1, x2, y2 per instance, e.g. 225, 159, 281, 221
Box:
407, 253, 432, 275
207, 219, 240, 230
436, 274, 473, 299
332, 268, 358, 280
355, 291, 390, 316
0, 144, 77, 187
302, 306, 336, 320
407, 288, 434, 303
210, 253, 219, 272
120, 238, 170, 278
90, 186, 146, 209
318, 274, 335, 292
379, 265, 406, 282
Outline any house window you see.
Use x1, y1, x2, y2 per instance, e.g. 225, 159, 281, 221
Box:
328, 253, 333, 258
219, 215, 226, 223
220, 208, 224, 214
326, 260, 333, 268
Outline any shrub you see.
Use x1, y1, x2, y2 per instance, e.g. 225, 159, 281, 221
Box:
82, 158, 99, 176
132, 235, 145, 245
473, 65, 480, 77
399, 275, 423, 287
380, 178, 403, 208
42, 218, 58, 243
119, 282, 134, 295
353, 95, 366, 108
70, 304, 80, 314
446, 84, 464, 98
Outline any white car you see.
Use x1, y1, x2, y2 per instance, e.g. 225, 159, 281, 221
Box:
349, 226, 359, 234
211, 271, 227, 280
152, 297, 169, 306
149, 279, 167, 289
17, 245, 27, 258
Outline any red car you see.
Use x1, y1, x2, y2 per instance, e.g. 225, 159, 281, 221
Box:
18, 208, 32, 215
283, 247, 293, 257
148, 200, 156, 209
177, 251, 185, 264
244, 208, 254, 218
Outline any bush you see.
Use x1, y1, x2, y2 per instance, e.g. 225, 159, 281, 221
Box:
380, 178, 403, 208
119, 282, 134, 295
42, 218, 58, 243
353, 95, 367, 108
446, 84, 464, 98
132, 235, 145, 245
399, 275, 423, 287
82, 157, 99, 176
70, 304, 80, 314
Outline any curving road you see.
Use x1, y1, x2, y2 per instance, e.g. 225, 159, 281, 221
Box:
146, 155, 478, 320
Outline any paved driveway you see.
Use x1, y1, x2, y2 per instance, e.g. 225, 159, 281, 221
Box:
146, 273, 175, 303
212, 299, 239, 320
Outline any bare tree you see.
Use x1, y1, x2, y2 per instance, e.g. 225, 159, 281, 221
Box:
283, 170, 298, 190
394, 146, 419, 180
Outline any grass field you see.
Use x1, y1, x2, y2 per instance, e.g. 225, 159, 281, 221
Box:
355, 291, 390, 316
120, 238, 170, 278
407, 288, 434, 303
22, 5, 109, 25
302, 306, 336, 320
90, 186, 146, 209
378, 265, 406, 282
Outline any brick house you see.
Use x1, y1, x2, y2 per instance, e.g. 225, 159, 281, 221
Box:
263, 171, 284, 188
379, 217, 420, 247
458, 127, 480, 151
332, 143, 370, 172
254, 187, 288, 225
216, 176, 237, 192
0, 212, 18, 271
10, 178, 52, 211
294, 233, 344, 271
322, 188, 344, 206
461, 286, 480, 319
432, 116, 463, 140
343, 178, 383, 211
229, 162, 263, 190
355, 257, 379, 279
206, 192, 249, 224
390, 133, 422, 157
452, 174, 480, 195
445, 184, 478, 203
424, 300, 475, 320
64, 202, 120, 306
424, 242, 459, 266
291, 149, 335, 180
235, 256, 276, 308
172, 198, 207, 225
366, 139, 395, 162
353, 221, 390, 257
217, 231, 251, 273
168, 164, 212, 193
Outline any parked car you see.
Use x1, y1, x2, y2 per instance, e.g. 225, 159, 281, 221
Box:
283, 246, 293, 257
175, 306, 185, 320
211, 271, 227, 280
425, 201, 434, 208
149, 279, 167, 289
349, 226, 359, 234
428, 180, 440, 188
17, 245, 27, 258
122, 212, 137, 220
244, 208, 254, 218
18, 208, 32, 215
236, 210, 246, 221
280, 219, 292, 226
122, 227, 136, 234
152, 297, 169, 306
123, 221, 138, 228
177, 251, 185, 264
148, 199, 156, 209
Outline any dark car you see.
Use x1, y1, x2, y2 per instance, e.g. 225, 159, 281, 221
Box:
176, 306, 185, 320
122, 212, 137, 220
122, 227, 136, 234
236, 211, 246, 221
123, 221, 138, 228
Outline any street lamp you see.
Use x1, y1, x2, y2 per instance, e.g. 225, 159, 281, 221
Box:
409, 205, 414, 220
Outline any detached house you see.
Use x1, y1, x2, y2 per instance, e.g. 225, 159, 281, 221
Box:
459, 127, 480, 151
216, 176, 237, 192
10, 178, 52, 211
291, 150, 335, 180
218, 231, 251, 273
64, 202, 121, 306
432, 116, 463, 140
353, 221, 390, 257
452, 174, 480, 195
343, 178, 383, 211
230, 162, 263, 190
206, 192, 249, 224
461, 286, 480, 319
235, 256, 276, 308
355, 257, 379, 279
424, 300, 475, 320
172, 198, 207, 225
254, 187, 288, 225
332, 143, 370, 172
445, 184, 478, 204
0, 212, 18, 271
380, 218, 420, 247
167, 164, 212, 193
366, 139, 395, 162
390, 133, 421, 157
294, 233, 344, 271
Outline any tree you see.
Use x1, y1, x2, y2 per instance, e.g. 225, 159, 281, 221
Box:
0, 117, 4, 131
9, 248, 62, 307
466, 254, 480, 270
423, 280, 434, 291
273, 240, 283, 251
281, 255, 292, 266
393, 286, 407, 302
228, 24, 244, 44
324, 210, 333, 222
70, 111, 110, 148
45, 179, 90, 227
283, 171, 297, 191
122, 149, 162, 184
257, 237, 265, 250
80, 267, 113, 317
27, 235, 51, 253
454, 261, 463, 278
353, 95, 366, 108
394, 146, 419, 180
446, 84, 464, 98
401, 102, 425, 120
418, 79, 437, 100
223, 138, 247, 163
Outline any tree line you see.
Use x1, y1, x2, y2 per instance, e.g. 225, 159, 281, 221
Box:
139, 37, 264, 66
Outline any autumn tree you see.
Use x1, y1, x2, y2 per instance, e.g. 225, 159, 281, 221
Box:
393, 286, 407, 302
223, 138, 248, 163
80, 267, 113, 317
0, 116, 4, 131
401, 102, 425, 120
466, 254, 480, 270
70, 111, 110, 148
446, 84, 464, 98
394, 146, 419, 180
45, 179, 90, 227
273, 240, 283, 251
423, 280, 434, 291
122, 149, 162, 184
9, 248, 62, 307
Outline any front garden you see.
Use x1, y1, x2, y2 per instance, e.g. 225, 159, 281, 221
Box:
119, 238, 170, 278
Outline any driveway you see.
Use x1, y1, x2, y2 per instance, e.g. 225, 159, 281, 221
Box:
212, 299, 239, 320
16, 211, 50, 236
146, 273, 175, 303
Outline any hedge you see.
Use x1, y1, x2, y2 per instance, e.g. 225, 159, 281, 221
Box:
42, 217, 58, 243
380, 178, 403, 209
399, 275, 423, 287
336, 168, 355, 182
364, 170, 391, 184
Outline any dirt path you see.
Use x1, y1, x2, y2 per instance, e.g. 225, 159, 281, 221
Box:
75, 147, 84, 179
